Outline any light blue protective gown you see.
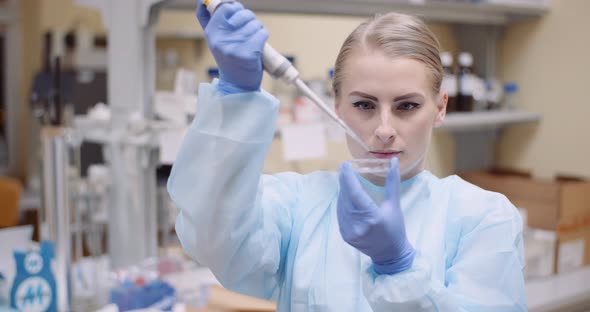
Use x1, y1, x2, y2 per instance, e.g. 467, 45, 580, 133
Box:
168, 81, 527, 312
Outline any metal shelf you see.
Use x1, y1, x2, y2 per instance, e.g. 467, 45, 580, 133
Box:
439, 110, 541, 131
155, 30, 203, 39
163, 0, 548, 25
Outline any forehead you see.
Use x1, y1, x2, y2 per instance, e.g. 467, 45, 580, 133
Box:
340, 49, 433, 96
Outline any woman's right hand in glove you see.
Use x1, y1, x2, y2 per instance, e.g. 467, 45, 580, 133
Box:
196, 0, 269, 94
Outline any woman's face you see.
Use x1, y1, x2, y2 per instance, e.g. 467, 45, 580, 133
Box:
335, 49, 447, 181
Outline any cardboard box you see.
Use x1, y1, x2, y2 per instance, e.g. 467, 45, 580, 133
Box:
460, 170, 590, 274
0, 177, 22, 227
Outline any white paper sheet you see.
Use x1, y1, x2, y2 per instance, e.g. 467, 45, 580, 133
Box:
281, 123, 327, 161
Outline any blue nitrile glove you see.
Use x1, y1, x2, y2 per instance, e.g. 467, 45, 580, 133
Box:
337, 157, 416, 275
196, 0, 268, 94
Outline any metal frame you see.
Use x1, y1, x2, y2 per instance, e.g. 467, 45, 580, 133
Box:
76, 0, 164, 269
41, 128, 71, 311
0, 0, 20, 175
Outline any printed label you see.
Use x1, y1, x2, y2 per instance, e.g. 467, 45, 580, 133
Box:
15, 277, 52, 312
558, 239, 585, 273
459, 74, 475, 95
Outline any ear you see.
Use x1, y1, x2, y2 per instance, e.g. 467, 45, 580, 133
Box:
433, 91, 447, 128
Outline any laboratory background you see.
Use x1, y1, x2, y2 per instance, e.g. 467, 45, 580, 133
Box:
0, 0, 589, 311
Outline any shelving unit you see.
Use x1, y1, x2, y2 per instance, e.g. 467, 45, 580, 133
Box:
164, 0, 548, 25
439, 110, 541, 131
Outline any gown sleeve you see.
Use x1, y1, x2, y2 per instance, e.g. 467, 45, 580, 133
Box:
168, 81, 299, 300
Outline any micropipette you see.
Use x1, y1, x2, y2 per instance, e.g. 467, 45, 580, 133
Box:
203, 0, 371, 152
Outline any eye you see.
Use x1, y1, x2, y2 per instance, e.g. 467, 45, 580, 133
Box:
397, 102, 420, 111
352, 101, 375, 110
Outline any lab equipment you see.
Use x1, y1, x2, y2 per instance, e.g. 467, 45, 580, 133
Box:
272, 56, 297, 128
483, 78, 503, 110
109, 257, 179, 311
40, 127, 71, 311
110, 279, 176, 311
348, 158, 390, 177
349, 152, 426, 180
440, 51, 457, 113
170, 84, 527, 310
10, 241, 57, 312
457, 51, 475, 112
503, 82, 518, 110
202, 0, 370, 152
338, 158, 415, 274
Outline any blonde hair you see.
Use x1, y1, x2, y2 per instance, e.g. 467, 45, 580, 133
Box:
333, 12, 443, 98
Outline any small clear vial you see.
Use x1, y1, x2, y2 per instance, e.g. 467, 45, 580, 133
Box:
503, 83, 518, 110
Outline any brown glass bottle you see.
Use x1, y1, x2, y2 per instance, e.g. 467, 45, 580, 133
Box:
457, 52, 474, 112
440, 52, 457, 113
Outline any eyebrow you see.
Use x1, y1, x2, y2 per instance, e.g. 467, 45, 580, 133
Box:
349, 91, 424, 102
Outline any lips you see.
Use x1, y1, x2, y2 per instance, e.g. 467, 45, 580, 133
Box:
369, 150, 401, 159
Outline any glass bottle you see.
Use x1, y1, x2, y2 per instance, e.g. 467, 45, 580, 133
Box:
457, 52, 475, 112
440, 52, 458, 113
503, 82, 518, 110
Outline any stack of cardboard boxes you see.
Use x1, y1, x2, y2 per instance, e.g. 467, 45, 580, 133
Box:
460, 170, 590, 276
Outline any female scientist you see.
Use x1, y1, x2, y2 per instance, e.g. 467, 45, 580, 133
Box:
168, 1, 527, 311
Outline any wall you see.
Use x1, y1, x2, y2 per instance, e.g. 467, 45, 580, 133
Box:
498, 0, 590, 179
17, 0, 42, 181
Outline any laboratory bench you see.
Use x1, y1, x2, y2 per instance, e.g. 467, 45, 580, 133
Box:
188, 286, 275, 312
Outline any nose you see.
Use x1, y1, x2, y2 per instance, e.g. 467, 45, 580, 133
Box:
374, 113, 396, 144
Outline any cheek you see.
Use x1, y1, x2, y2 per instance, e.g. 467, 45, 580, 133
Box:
339, 106, 364, 130
405, 115, 435, 147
